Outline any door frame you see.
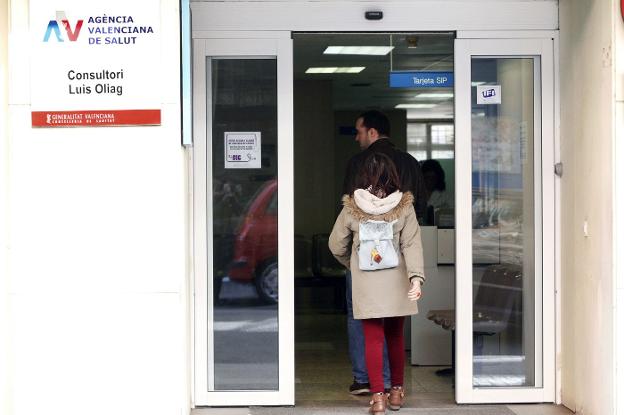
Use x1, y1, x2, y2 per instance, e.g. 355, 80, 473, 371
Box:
189, 1, 557, 33
188, 2, 561, 407
454, 37, 557, 404
191, 34, 294, 406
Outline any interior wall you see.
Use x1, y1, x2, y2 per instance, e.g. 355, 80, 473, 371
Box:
293, 80, 336, 238
5, 1, 188, 414
560, 0, 616, 413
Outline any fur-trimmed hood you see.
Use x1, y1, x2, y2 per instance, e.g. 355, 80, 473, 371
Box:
342, 191, 414, 222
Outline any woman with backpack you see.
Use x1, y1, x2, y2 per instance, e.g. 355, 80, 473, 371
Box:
329, 152, 425, 415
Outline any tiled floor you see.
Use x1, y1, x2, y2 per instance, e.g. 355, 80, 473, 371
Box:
193, 308, 573, 415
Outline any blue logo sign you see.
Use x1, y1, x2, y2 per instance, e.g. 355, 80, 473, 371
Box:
389, 72, 454, 88
482, 88, 496, 98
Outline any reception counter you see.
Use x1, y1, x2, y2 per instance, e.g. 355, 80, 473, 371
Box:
410, 226, 454, 366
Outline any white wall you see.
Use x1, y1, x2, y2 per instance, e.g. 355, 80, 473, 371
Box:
615, 1, 624, 414
4, 1, 189, 415
1, 0, 11, 414
559, 0, 616, 414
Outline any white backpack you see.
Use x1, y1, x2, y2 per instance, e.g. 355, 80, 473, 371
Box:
358, 220, 399, 271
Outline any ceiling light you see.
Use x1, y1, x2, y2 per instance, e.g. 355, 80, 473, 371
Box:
323, 46, 394, 56
306, 67, 365, 74
472, 81, 486, 86
415, 93, 454, 99
395, 104, 437, 109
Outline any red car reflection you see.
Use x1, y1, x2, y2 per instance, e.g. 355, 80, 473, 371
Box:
228, 179, 278, 304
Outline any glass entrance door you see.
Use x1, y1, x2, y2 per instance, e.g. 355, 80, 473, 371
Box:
192, 35, 294, 406
454, 38, 555, 403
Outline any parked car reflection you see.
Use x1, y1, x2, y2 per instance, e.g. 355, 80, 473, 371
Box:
226, 179, 278, 304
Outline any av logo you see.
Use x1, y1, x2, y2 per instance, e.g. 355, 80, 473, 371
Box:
43, 11, 83, 42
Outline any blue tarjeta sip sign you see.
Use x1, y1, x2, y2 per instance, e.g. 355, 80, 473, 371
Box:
389, 71, 454, 88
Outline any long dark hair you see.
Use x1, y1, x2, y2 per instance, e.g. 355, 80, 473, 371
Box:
421, 159, 446, 191
354, 152, 401, 198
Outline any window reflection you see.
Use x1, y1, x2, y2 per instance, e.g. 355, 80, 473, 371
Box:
470, 57, 540, 388
211, 58, 279, 391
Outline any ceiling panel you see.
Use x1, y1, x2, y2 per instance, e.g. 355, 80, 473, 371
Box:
294, 32, 455, 118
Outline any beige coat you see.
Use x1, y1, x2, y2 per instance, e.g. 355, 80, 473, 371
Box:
328, 191, 425, 320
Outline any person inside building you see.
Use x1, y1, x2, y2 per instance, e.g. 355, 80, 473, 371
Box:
341, 110, 428, 395
329, 151, 425, 414
421, 159, 453, 210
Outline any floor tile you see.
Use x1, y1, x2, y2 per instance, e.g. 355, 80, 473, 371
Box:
192, 311, 570, 415
507, 404, 573, 415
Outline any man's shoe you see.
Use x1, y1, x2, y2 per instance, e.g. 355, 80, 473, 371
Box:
388, 386, 405, 411
349, 378, 370, 395
369, 392, 387, 415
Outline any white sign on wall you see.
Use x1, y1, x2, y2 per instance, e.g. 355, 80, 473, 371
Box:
477, 85, 502, 105
224, 132, 261, 169
29, 0, 161, 127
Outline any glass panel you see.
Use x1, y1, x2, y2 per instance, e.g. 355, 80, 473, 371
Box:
470, 57, 541, 388
431, 150, 455, 160
407, 123, 427, 146
431, 124, 454, 145
407, 123, 429, 162
409, 150, 427, 162
211, 58, 279, 390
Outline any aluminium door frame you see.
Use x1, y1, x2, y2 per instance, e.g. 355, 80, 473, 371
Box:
454, 36, 557, 404
191, 34, 294, 407
188, 4, 561, 405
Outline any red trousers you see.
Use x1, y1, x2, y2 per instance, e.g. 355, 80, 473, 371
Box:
361, 316, 405, 393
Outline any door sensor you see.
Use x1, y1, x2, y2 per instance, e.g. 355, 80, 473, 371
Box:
365, 11, 383, 20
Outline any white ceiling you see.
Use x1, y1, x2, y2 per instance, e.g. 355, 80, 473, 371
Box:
293, 32, 454, 119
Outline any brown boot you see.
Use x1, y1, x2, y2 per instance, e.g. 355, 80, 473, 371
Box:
388, 386, 405, 411
369, 392, 387, 415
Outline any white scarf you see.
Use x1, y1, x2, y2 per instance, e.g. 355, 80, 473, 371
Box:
353, 189, 403, 215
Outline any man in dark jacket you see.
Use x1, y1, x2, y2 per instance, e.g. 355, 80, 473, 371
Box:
343, 110, 428, 222
342, 110, 428, 395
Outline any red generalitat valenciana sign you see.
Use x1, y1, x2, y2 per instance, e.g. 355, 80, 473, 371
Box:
31, 109, 161, 127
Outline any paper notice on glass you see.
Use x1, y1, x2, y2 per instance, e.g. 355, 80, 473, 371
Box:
476, 85, 502, 105
225, 132, 261, 169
